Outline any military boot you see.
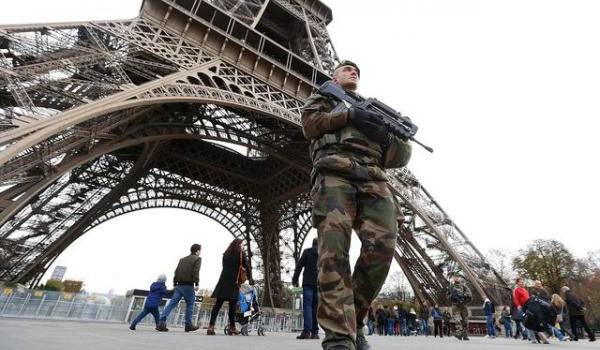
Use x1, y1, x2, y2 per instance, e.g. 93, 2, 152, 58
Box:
356, 333, 371, 350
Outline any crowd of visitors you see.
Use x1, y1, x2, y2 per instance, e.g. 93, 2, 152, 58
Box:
126, 243, 598, 347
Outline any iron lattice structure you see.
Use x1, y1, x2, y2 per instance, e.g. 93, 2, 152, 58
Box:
0, 0, 510, 307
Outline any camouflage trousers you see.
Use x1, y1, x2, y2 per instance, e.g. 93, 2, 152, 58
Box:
454, 304, 469, 337
311, 174, 398, 349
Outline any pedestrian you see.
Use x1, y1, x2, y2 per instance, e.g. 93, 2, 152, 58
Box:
129, 274, 168, 330
376, 305, 386, 336
393, 305, 400, 335
447, 274, 472, 341
206, 238, 251, 336
442, 308, 452, 337
367, 305, 375, 335
407, 308, 417, 335
156, 244, 202, 332
431, 304, 443, 338
532, 280, 550, 302
301, 60, 412, 350
551, 293, 574, 339
420, 305, 430, 336
500, 306, 513, 338
561, 286, 596, 342
383, 305, 392, 335
532, 280, 566, 341
292, 238, 319, 340
513, 276, 549, 344
483, 297, 496, 338
398, 305, 408, 336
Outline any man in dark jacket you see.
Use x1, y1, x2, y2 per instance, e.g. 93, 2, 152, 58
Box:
293, 238, 319, 339
157, 243, 202, 332
562, 286, 596, 342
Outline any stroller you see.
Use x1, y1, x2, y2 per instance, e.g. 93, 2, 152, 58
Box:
224, 283, 266, 336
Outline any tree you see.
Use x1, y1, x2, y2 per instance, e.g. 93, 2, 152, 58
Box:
486, 248, 515, 283
62, 280, 83, 293
512, 239, 575, 293
38, 279, 63, 291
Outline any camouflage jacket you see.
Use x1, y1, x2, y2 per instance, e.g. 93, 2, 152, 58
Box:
301, 92, 411, 182
447, 281, 473, 305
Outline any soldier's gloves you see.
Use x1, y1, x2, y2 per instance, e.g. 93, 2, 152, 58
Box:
348, 107, 389, 144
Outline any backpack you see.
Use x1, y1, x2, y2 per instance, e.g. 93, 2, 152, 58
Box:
523, 295, 556, 331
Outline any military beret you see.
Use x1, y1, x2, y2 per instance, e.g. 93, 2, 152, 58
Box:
334, 60, 360, 77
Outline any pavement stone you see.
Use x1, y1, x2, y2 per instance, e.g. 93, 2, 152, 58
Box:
0, 317, 598, 350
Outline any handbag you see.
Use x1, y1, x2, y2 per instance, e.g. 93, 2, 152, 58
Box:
556, 306, 564, 323
236, 250, 248, 285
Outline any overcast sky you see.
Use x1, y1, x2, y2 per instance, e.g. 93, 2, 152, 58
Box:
1, 0, 599, 294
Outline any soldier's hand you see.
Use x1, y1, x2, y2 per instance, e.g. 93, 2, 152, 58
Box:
348, 107, 388, 144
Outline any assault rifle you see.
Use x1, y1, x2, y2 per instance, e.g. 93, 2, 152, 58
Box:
318, 80, 433, 153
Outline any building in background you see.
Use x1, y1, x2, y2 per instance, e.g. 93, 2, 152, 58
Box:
49, 266, 67, 282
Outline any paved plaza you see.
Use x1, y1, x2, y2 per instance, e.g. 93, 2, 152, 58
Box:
0, 317, 598, 350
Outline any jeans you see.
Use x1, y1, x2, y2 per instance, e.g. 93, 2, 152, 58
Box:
504, 321, 513, 338
302, 286, 319, 333
486, 314, 496, 336
131, 305, 160, 327
422, 319, 429, 335
548, 325, 565, 340
367, 319, 374, 335
159, 285, 195, 326
387, 319, 394, 335
401, 319, 408, 336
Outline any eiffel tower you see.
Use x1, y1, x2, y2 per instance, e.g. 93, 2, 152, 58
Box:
0, 0, 510, 307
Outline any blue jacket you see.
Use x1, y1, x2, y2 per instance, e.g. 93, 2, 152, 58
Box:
431, 308, 443, 320
484, 301, 495, 316
145, 282, 168, 308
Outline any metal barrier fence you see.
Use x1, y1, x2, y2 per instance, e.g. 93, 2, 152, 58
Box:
0, 287, 303, 332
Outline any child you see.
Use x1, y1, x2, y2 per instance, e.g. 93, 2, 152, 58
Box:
129, 274, 168, 330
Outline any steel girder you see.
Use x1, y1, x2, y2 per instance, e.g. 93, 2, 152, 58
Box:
0, 0, 510, 307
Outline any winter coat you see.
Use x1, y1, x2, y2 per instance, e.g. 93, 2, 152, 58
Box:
173, 254, 202, 286
292, 246, 318, 287
145, 281, 168, 308
531, 287, 550, 302
431, 307, 443, 320
484, 300, 496, 316
211, 251, 250, 300
564, 290, 585, 316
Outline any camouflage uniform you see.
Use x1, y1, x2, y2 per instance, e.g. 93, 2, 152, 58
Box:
447, 280, 472, 339
301, 89, 411, 349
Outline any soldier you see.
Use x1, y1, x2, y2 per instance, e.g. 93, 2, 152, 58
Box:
301, 60, 412, 350
447, 274, 472, 340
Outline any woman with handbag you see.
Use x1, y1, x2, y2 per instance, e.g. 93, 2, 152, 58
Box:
552, 293, 574, 339
207, 238, 250, 335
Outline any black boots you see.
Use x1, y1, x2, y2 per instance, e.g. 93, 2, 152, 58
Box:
296, 330, 312, 339
311, 331, 320, 339
156, 320, 169, 332
184, 324, 199, 332
356, 333, 372, 350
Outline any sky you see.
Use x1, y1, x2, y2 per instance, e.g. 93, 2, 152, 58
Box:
1, 0, 600, 294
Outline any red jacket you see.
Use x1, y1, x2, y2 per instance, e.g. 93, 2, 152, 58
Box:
513, 287, 530, 308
